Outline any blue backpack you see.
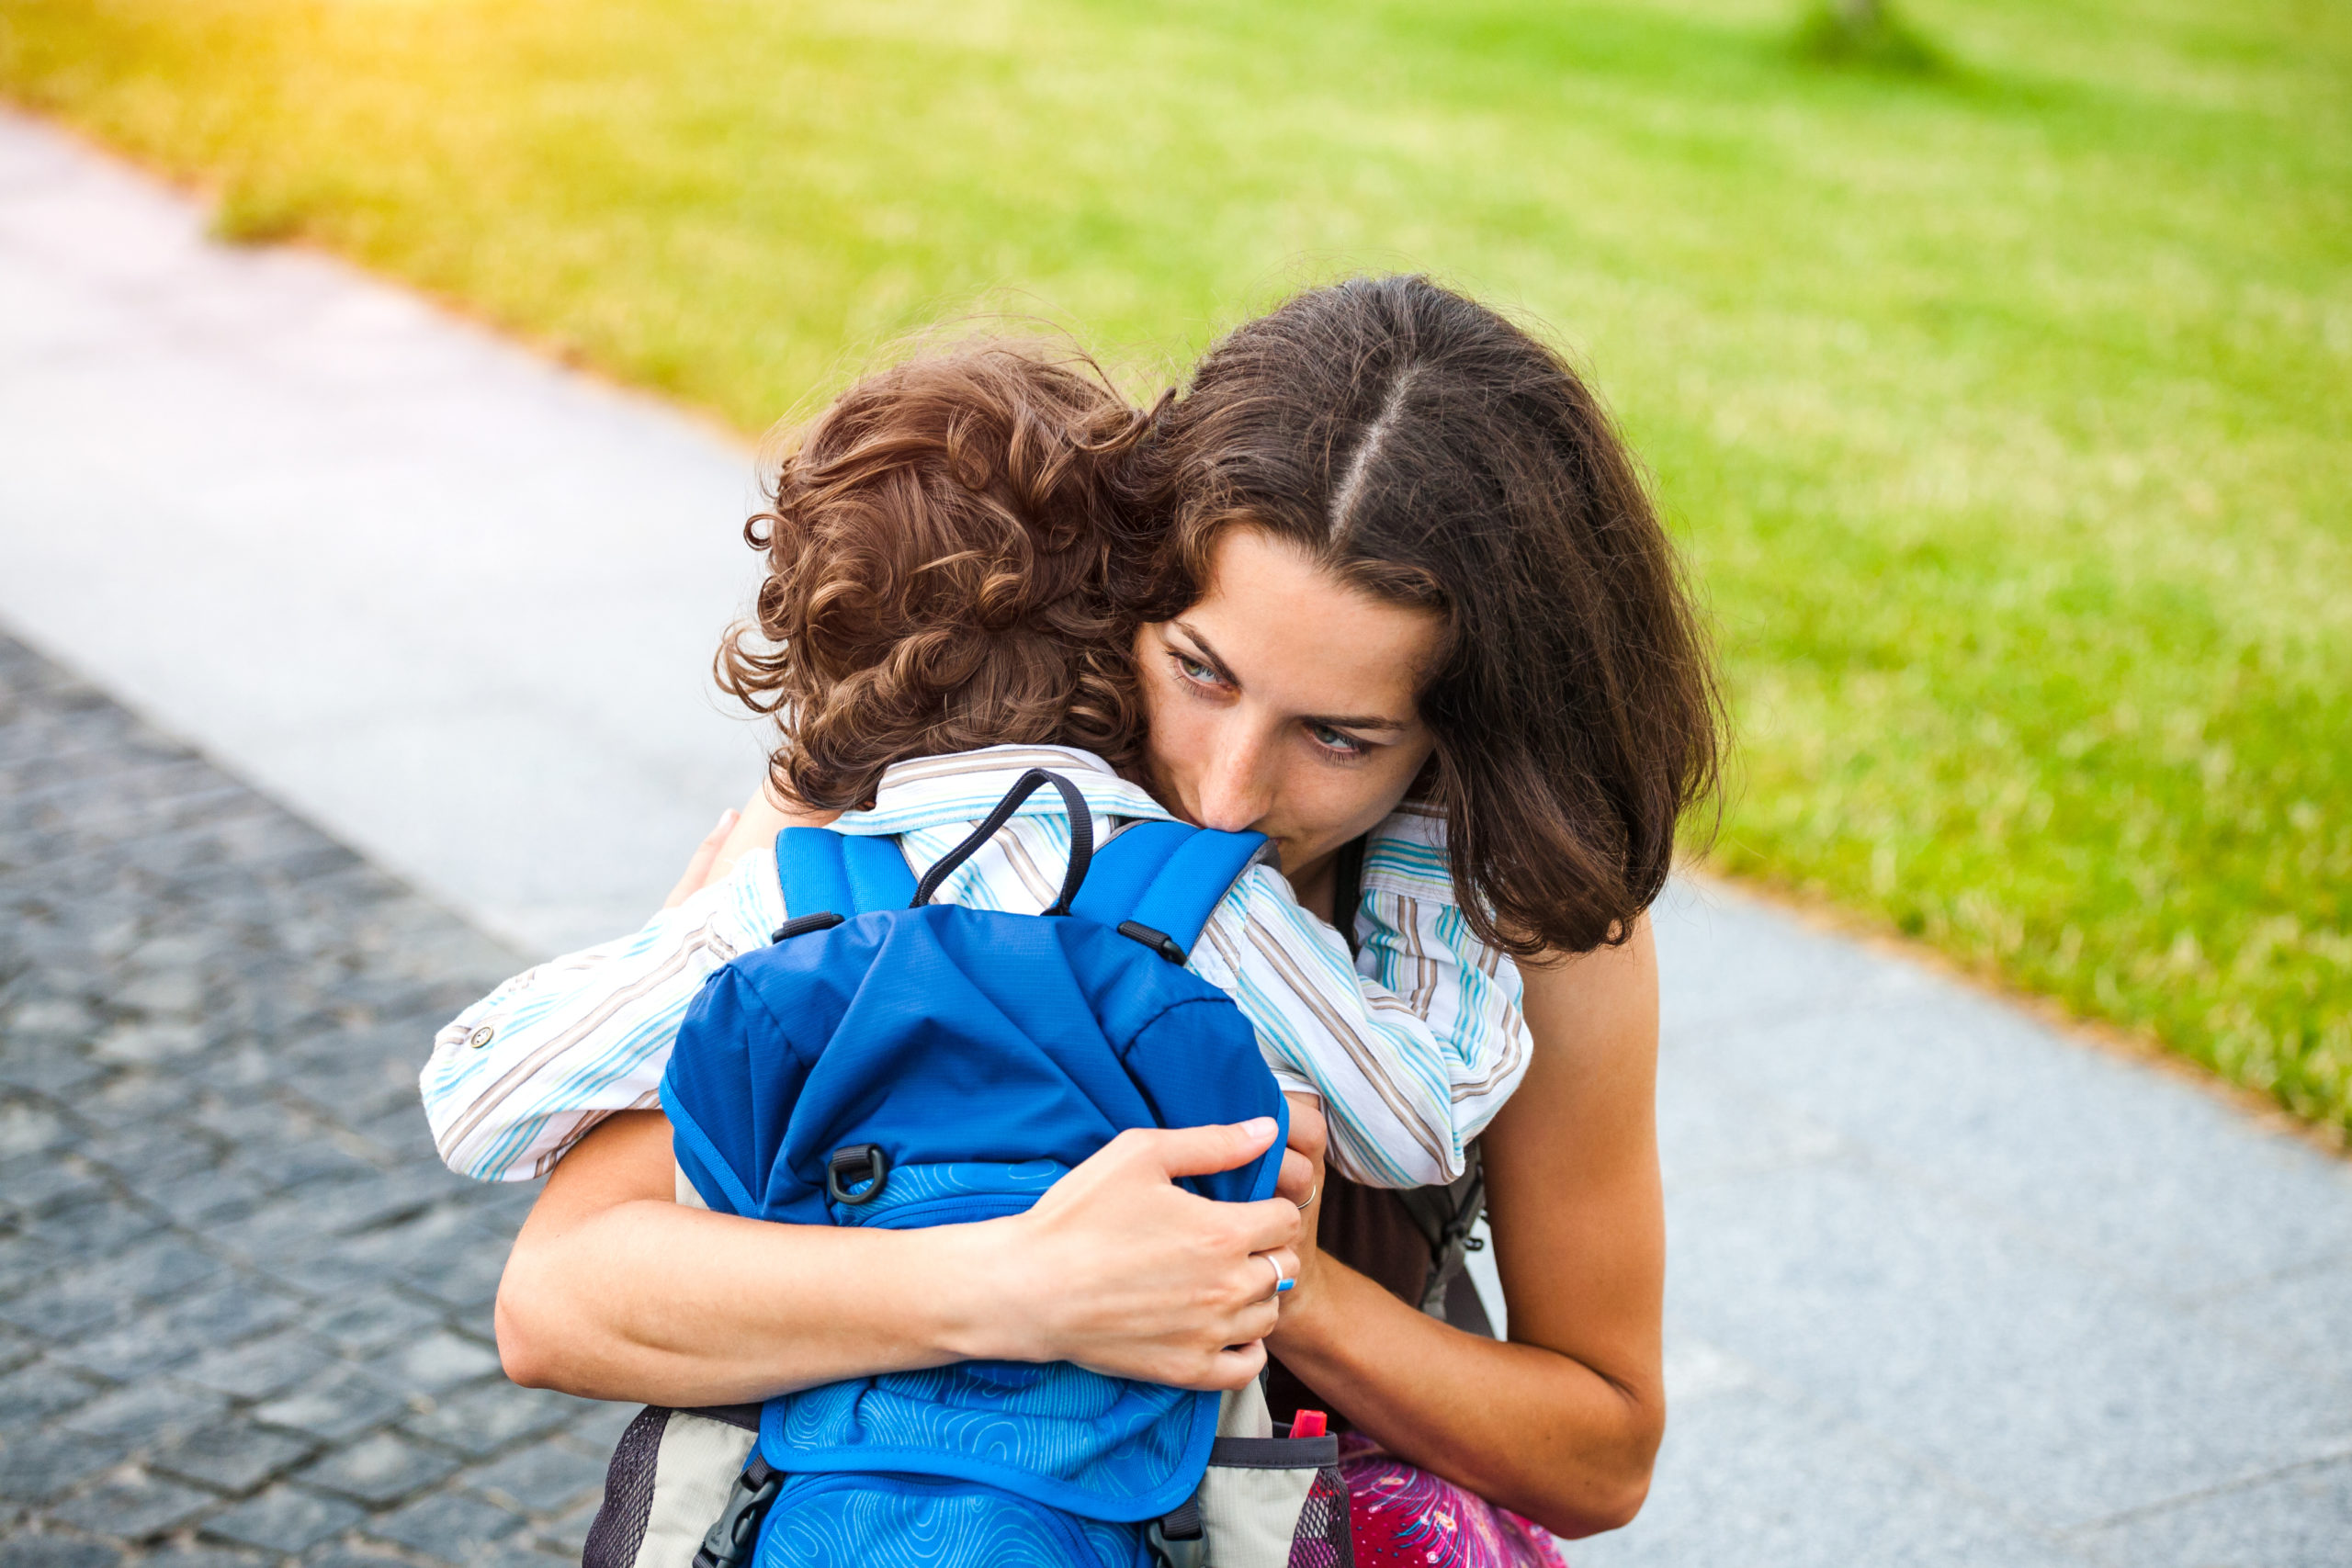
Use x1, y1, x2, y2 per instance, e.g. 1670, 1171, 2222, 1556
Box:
660, 769, 1290, 1568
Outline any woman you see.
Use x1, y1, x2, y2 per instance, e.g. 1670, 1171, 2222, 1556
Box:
493, 276, 1720, 1551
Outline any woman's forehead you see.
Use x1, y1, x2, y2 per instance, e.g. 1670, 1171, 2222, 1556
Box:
1181, 529, 1440, 718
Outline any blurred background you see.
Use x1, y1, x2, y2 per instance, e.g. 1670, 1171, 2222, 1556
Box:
0, 1, 2346, 1564
6, 0, 2341, 1135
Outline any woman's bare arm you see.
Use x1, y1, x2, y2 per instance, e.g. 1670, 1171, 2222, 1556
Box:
495, 1108, 1313, 1405
1265, 920, 1667, 1538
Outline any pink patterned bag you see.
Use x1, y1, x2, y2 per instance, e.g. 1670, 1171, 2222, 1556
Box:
1328, 1436, 1570, 1568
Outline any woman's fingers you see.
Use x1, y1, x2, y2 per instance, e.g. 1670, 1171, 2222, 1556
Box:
1281, 1093, 1329, 1169
1125, 1117, 1281, 1182
662, 809, 739, 909
1227, 1197, 1303, 1255
708, 783, 840, 886
1274, 1094, 1326, 1208
1273, 1093, 1331, 1302
1247, 1247, 1302, 1301
1200, 1341, 1269, 1389
994, 1120, 1309, 1388
1275, 1148, 1317, 1207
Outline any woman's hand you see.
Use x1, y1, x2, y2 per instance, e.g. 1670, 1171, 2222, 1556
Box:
1277, 1093, 1331, 1304
661, 782, 842, 908
975, 1119, 1303, 1389
498, 1109, 1306, 1404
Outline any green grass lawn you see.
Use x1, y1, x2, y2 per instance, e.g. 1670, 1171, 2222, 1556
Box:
5, 0, 2346, 1134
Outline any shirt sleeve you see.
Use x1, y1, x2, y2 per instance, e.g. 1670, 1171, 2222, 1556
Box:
418, 853, 783, 1181
1183, 823, 1530, 1190
1353, 807, 1531, 1160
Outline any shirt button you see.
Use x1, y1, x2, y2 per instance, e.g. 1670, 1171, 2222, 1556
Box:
469, 1026, 495, 1049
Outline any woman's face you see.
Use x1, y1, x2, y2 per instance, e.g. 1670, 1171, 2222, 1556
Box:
1135, 527, 1442, 880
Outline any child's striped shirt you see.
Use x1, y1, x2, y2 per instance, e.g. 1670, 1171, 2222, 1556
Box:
421, 745, 1529, 1190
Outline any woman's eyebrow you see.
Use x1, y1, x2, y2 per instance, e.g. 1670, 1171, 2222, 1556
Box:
1169, 620, 1238, 682
1170, 621, 1408, 732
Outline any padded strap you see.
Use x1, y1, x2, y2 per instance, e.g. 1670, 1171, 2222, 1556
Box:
1071, 821, 1271, 960
774, 829, 917, 921
1396, 1143, 1487, 1319
1068, 821, 1189, 931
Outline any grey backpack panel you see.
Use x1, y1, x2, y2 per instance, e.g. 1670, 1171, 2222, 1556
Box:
582, 1404, 759, 1568
581, 1382, 1353, 1568
584, 1170, 1360, 1565
1196, 1435, 1351, 1568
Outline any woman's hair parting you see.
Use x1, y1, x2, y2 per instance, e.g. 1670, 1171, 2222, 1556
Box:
719, 344, 1148, 811
1114, 276, 1724, 957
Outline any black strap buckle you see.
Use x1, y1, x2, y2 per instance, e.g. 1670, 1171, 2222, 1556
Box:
1398, 1145, 1487, 1318
1117, 920, 1187, 964
692, 1459, 780, 1568
825, 1144, 890, 1206
1146, 1493, 1206, 1568
770, 911, 844, 943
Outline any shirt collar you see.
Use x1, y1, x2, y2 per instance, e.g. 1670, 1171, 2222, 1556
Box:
831, 745, 1174, 837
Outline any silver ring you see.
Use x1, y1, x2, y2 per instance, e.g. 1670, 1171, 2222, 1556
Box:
1262, 1254, 1293, 1296
1298, 1181, 1318, 1211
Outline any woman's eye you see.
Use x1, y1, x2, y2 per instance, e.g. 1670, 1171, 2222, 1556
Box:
1173, 654, 1221, 687
1307, 724, 1368, 757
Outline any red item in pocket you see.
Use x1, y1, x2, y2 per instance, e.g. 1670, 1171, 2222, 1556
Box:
1289, 1409, 1328, 1438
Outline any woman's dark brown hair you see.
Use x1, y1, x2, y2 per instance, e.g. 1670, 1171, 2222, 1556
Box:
1114, 276, 1723, 957
719, 345, 1147, 810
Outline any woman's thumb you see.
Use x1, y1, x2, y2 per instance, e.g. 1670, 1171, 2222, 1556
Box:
1143, 1118, 1280, 1180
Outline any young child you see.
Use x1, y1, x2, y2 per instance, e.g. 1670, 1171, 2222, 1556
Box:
421, 345, 1528, 1195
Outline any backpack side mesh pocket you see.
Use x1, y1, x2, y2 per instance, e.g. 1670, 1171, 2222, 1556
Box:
1192, 1434, 1350, 1568
1288, 1462, 1353, 1568
582, 1404, 760, 1568
1151, 1380, 1350, 1568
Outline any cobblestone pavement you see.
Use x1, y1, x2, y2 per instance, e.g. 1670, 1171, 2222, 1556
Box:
0, 632, 631, 1566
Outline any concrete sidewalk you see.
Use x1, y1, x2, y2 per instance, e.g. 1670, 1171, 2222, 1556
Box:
0, 112, 768, 958
4, 106, 2348, 1566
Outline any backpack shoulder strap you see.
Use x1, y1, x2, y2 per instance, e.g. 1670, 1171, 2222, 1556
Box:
1393, 1143, 1487, 1324
774, 828, 918, 923
1070, 820, 1271, 963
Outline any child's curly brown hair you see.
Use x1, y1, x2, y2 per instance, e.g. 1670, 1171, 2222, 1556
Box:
718, 345, 1151, 811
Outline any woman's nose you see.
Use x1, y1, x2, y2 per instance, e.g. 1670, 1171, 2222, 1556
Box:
1194, 730, 1272, 833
